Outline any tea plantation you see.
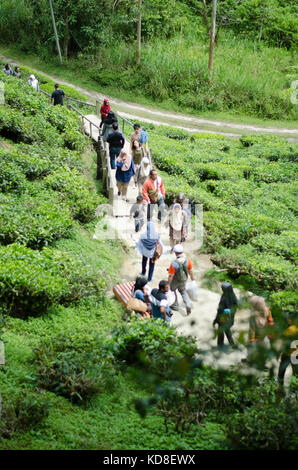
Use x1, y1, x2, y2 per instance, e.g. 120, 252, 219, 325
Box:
0, 75, 297, 450
146, 126, 298, 315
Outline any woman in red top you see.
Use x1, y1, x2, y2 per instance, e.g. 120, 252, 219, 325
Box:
100, 99, 111, 127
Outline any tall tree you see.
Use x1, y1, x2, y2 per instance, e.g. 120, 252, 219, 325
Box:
208, 0, 217, 81
136, 0, 142, 66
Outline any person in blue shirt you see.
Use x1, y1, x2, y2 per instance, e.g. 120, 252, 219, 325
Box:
115, 150, 135, 201
139, 127, 149, 157
150, 280, 172, 322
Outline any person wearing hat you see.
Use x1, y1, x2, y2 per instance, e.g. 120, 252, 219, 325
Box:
28, 74, 39, 91
167, 244, 194, 315
135, 156, 151, 196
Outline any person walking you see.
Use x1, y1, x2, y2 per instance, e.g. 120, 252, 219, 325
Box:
168, 244, 194, 315
241, 295, 275, 364
2, 64, 12, 76
51, 83, 65, 106
277, 312, 298, 386
136, 156, 151, 197
130, 196, 146, 233
166, 203, 189, 250
28, 74, 39, 91
106, 122, 125, 170
142, 169, 166, 222
248, 296, 275, 345
139, 127, 149, 158
100, 99, 111, 128
213, 282, 238, 348
136, 221, 164, 283
102, 111, 118, 142
115, 150, 135, 201
130, 124, 142, 188
150, 280, 172, 322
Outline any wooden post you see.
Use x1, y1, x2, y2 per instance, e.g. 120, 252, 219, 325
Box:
208, 0, 217, 82
96, 138, 103, 180
0, 341, 4, 366
96, 100, 100, 117
90, 121, 92, 139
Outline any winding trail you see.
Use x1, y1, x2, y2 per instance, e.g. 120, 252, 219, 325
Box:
1, 53, 298, 141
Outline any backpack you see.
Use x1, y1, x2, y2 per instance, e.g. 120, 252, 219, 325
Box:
173, 258, 189, 282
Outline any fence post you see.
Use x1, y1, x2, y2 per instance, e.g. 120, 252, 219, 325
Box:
90, 121, 92, 139
96, 100, 100, 117
96, 138, 103, 180
122, 118, 125, 135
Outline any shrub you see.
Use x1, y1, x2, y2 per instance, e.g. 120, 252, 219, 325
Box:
34, 333, 112, 403
0, 191, 73, 249
44, 168, 99, 222
211, 244, 298, 291
226, 398, 298, 450
108, 317, 199, 376
0, 244, 101, 317
0, 159, 26, 193
0, 392, 50, 439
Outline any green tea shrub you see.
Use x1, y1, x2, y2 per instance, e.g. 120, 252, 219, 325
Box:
270, 290, 298, 315
211, 245, 298, 290
0, 146, 51, 180
226, 398, 298, 450
0, 191, 73, 248
0, 159, 26, 192
0, 392, 50, 439
34, 333, 112, 403
251, 232, 298, 263
44, 169, 99, 222
108, 317, 198, 376
0, 106, 63, 146
0, 244, 101, 317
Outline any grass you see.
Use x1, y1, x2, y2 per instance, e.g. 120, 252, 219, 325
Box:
0, 39, 297, 129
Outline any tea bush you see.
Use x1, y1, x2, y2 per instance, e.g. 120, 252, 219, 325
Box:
226, 398, 298, 450
0, 392, 50, 439
0, 244, 101, 317
211, 245, 298, 291
0, 191, 73, 248
34, 333, 113, 403
0, 159, 26, 193
108, 317, 199, 377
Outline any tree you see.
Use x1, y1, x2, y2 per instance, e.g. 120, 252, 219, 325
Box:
136, 0, 142, 66
208, 0, 217, 81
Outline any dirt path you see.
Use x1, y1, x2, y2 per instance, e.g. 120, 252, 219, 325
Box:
1, 53, 298, 141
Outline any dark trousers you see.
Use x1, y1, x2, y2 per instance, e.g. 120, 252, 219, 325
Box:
141, 256, 155, 282
109, 147, 122, 170
217, 326, 234, 347
278, 353, 298, 385
147, 198, 165, 221
135, 218, 144, 233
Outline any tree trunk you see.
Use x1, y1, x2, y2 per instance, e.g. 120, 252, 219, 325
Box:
208, 0, 217, 82
136, 0, 142, 66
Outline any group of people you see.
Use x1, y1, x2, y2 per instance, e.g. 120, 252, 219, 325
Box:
3, 63, 66, 106
2, 63, 21, 78
132, 235, 196, 320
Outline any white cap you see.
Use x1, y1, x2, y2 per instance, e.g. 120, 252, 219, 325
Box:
142, 157, 149, 164
173, 244, 183, 254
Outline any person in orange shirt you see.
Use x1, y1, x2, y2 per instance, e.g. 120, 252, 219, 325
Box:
167, 244, 195, 315
142, 169, 166, 222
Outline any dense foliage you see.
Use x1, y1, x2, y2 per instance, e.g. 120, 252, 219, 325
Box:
0, 1, 297, 119
0, 75, 104, 318
144, 125, 298, 314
